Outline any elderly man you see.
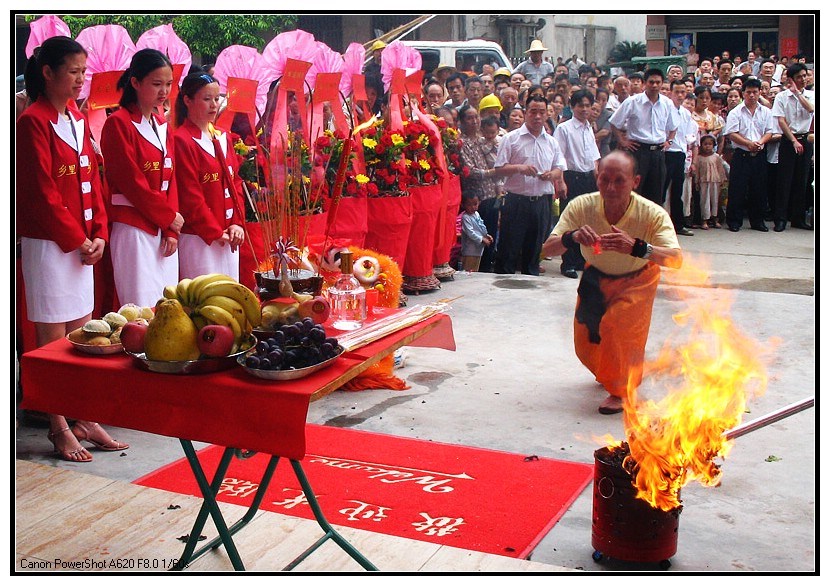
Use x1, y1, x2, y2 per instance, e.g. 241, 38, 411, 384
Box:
542, 151, 682, 414
607, 76, 630, 112
493, 95, 567, 275
498, 86, 519, 128
609, 68, 679, 205
513, 39, 554, 86
666, 64, 684, 83
464, 75, 484, 111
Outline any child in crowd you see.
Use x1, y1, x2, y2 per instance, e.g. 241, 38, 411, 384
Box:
460, 194, 493, 271
694, 135, 728, 229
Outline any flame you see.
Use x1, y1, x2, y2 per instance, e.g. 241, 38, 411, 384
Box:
618, 256, 774, 511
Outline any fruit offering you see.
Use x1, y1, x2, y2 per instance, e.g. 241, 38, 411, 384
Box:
159, 273, 262, 355
244, 318, 342, 372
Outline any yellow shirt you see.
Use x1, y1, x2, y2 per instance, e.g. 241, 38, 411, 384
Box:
553, 192, 680, 275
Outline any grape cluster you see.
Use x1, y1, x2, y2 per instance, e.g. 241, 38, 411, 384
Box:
245, 318, 342, 371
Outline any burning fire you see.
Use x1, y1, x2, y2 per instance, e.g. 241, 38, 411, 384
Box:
618, 257, 773, 511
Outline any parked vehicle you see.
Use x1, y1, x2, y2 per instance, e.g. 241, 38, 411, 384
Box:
402, 40, 511, 76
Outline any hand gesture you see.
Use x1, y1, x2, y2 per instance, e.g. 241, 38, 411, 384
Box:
599, 225, 636, 255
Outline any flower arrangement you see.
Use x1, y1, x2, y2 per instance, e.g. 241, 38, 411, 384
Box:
314, 129, 375, 198
435, 117, 468, 178
360, 119, 415, 196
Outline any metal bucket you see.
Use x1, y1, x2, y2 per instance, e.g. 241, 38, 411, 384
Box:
591, 445, 681, 567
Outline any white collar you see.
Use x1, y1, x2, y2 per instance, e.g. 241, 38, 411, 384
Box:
132, 115, 167, 154
50, 110, 84, 154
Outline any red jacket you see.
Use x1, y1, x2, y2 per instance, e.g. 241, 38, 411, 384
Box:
16, 96, 108, 252
100, 104, 178, 238
174, 119, 244, 245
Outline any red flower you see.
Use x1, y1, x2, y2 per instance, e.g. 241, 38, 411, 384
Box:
367, 183, 379, 196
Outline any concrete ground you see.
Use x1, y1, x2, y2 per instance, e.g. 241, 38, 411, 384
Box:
14, 224, 816, 573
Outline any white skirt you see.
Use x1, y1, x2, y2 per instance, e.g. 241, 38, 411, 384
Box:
110, 222, 179, 308
21, 237, 94, 323
178, 233, 239, 281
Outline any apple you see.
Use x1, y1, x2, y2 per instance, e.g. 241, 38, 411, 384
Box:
197, 325, 235, 357
120, 321, 149, 353
298, 296, 331, 324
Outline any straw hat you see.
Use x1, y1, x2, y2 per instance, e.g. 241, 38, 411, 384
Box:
370, 40, 387, 52
493, 67, 512, 79
525, 39, 548, 54
435, 63, 456, 75
478, 94, 503, 112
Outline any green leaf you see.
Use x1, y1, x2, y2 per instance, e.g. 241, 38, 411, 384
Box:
764, 455, 782, 462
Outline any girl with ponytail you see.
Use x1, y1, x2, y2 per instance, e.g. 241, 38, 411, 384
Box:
172, 72, 245, 280
17, 36, 128, 461
100, 48, 183, 307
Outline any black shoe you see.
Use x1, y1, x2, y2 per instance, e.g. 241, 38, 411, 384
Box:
773, 221, 786, 232
676, 227, 694, 236
728, 225, 740, 232
751, 223, 769, 232
791, 221, 814, 230
561, 268, 578, 279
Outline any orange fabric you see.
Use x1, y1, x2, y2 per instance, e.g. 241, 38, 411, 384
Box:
573, 263, 661, 398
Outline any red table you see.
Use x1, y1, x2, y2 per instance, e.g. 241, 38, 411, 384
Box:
20, 311, 455, 570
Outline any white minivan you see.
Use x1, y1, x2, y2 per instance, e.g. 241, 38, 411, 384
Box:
402, 39, 511, 76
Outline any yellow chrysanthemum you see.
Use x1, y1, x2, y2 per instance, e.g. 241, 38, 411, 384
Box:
355, 174, 370, 184
391, 134, 405, 146
363, 138, 378, 149
418, 160, 431, 171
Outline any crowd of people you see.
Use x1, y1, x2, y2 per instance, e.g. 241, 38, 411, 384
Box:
385, 40, 814, 276
17, 34, 816, 450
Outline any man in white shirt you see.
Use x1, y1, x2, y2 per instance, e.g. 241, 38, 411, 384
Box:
771, 62, 815, 231
493, 95, 568, 275
664, 80, 699, 236
713, 60, 733, 92
553, 89, 601, 278
723, 78, 775, 232
609, 68, 679, 205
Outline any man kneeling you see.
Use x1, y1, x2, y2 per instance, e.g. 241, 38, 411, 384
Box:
542, 151, 683, 414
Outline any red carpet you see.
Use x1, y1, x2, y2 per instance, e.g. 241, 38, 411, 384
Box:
135, 425, 593, 558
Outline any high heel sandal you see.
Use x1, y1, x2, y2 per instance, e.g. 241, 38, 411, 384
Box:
48, 427, 93, 462
72, 422, 129, 452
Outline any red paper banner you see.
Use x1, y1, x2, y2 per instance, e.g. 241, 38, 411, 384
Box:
87, 71, 124, 111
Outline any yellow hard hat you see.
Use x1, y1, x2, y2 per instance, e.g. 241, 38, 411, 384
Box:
370, 40, 387, 52
493, 67, 512, 79
478, 94, 503, 112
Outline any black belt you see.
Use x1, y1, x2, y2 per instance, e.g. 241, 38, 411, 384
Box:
793, 133, 809, 141
635, 142, 664, 151
735, 149, 762, 157
506, 192, 550, 202
564, 170, 594, 177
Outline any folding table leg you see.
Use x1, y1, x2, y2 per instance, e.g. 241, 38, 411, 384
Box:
283, 459, 378, 571
173, 441, 245, 571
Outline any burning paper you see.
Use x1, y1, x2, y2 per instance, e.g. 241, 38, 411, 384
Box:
618, 257, 775, 511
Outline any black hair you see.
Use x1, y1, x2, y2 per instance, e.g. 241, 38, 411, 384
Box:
629, 72, 644, 81
569, 89, 594, 107
787, 62, 808, 79
699, 134, 717, 147
554, 73, 570, 84
710, 91, 725, 103
595, 87, 609, 100
578, 64, 593, 75
525, 94, 548, 109
480, 115, 499, 129
693, 86, 713, 99
173, 72, 218, 127
24, 36, 87, 103
464, 75, 482, 89
527, 84, 545, 98
743, 77, 762, 91
643, 68, 664, 81
118, 48, 173, 108
445, 72, 466, 88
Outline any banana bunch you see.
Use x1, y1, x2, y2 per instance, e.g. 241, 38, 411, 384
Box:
163, 274, 262, 344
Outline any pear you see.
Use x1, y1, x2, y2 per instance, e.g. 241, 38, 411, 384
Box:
143, 299, 201, 361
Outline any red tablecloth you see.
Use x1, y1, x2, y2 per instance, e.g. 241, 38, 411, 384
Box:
20, 312, 454, 460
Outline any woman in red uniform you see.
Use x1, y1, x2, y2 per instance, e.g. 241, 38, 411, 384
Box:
17, 36, 128, 461
173, 72, 245, 280
101, 49, 183, 307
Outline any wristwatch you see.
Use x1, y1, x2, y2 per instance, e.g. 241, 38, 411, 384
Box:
642, 243, 654, 259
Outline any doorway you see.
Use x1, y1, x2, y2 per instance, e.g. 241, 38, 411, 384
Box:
696, 31, 749, 62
